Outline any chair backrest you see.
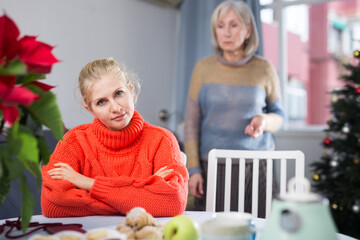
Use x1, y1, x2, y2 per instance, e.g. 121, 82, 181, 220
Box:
180, 151, 187, 165
206, 149, 305, 218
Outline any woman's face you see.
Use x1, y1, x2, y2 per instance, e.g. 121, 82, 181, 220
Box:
215, 9, 251, 54
85, 74, 135, 131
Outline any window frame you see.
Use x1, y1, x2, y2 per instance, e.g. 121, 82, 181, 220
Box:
260, 0, 338, 129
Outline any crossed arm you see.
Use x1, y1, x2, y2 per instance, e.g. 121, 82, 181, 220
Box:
47, 163, 174, 192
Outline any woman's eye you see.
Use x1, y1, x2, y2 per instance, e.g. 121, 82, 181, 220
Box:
232, 23, 238, 28
97, 99, 106, 106
115, 90, 123, 97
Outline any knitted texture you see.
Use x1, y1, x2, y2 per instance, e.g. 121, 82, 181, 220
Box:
41, 111, 188, 217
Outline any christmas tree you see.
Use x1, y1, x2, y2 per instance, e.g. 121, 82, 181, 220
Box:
312, 50, 360, 239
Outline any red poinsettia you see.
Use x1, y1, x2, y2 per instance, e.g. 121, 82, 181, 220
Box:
0, 14, 59, 126
18, 36, 59, 74
0, 14, 20, 63
0, 14, 59, 73
0, 76, 39, 126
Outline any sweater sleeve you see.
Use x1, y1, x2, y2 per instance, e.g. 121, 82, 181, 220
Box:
41, 134, 118, 217
259, 60, 285, 132
184, 61, 203, 175
89, 131, 189, 217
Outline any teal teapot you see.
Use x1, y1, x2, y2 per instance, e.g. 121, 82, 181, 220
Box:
260, 177, 338, 240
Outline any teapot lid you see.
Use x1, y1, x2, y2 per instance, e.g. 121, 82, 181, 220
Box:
279, 177, 320, 202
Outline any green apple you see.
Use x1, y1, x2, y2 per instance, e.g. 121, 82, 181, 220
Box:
164, 215, 200, 240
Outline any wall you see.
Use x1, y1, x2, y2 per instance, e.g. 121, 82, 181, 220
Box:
0, 0, 179, 219
1, 0, 179, 128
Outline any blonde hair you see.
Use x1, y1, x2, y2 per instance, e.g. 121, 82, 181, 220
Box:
78, 58, 141, 108
210, 0, 259, 56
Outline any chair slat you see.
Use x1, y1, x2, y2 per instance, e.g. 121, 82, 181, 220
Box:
224, 157, 232, 212
265, 158, 273, 218
280, 158, 287, 195
252, 158, 259, 218
238, 158, 246, 212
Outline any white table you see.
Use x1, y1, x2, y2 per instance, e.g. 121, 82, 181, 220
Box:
0, 211, 356, 240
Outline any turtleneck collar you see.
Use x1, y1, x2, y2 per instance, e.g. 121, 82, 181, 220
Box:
92, 110, 144, 150
217, 52, 254, 67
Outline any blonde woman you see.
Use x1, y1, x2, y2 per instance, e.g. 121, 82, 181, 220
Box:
184, 1, 284, 216
41, 58, 188, 217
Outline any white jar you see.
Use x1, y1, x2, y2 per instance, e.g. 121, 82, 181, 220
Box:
201, 212, 255, 240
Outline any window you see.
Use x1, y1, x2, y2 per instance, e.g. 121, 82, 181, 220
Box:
260, 0, 360, 128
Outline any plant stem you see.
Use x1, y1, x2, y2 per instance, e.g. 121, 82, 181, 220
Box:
0, 119, 4, 135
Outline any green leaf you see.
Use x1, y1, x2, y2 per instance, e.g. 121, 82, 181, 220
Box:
20, 175, 35, 233
17, 73, 46, 84
0, 178, 11, 206
14, 126, 39, 164
0, 145, 24, 180
21, 111, 44, 137
37, 135, 52, 165
25, 85, 64, 140
0, 58, 27, 75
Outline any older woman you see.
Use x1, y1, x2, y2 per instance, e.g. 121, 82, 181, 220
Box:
184, 0, 284, 216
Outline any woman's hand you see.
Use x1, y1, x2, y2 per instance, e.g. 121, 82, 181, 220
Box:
189, 172, 204, 198
244, 116, 265, 138
47, 163, 94, 191
154, 166, 174, 178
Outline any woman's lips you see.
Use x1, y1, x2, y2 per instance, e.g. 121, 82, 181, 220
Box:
112, 113, 125, 121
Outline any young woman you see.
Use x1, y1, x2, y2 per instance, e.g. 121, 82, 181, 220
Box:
41, 58, 188, 217
184, 1, 284, 216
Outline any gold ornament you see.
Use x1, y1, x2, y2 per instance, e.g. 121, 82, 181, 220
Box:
313, 174, 320, 181
331, 203, 338, 209
354, 157, 360, 164
355, 50, 360, 58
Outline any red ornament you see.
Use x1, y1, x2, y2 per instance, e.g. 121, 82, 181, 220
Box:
356, 87, 360, 95
323, 137, 332, 146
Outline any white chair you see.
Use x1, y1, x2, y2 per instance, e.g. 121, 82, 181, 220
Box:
206, 149, 305, 218
180, 151, 187, 165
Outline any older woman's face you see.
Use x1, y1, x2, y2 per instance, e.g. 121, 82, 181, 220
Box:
215, 9, 251, 54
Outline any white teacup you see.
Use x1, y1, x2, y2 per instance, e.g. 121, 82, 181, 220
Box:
201, 212, 255, 240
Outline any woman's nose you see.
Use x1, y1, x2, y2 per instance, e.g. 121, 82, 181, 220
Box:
225, 26, 231, 36
110, 101, 120, 113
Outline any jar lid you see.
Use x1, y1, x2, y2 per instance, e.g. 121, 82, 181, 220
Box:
201, 212, 252, 236
279, 177, 320, 203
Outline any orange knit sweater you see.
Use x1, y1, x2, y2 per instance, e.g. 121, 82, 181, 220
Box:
41, 111, 188, 217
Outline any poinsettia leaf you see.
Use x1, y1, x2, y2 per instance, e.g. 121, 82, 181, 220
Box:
8, 124, 39, 165
20, 175, 35, 233
7, 122, 23, 156
1, 58, 27, 75
0, 145, 24, 180
0, 148, 4, 178
25, 85, 64, 140
19, 127, 39, 164
23, 161, 42, 187
17, 73, 46, 84
21, 111, 43, 137
0, 178, 11, 206
37, 135, 52, 165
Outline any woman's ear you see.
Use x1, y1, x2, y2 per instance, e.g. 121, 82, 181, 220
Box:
129, 84, 135, 94
246, 25, 252, 39
84, 104, 95, 117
